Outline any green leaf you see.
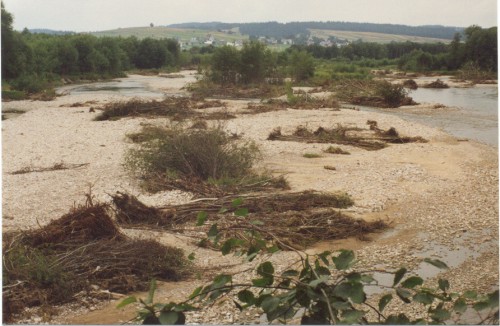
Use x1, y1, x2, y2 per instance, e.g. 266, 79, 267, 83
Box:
396, 287, 412, 303
211, 274, 232, 289
488, 290, 499, 308
233, 299, 243, 311
267, 245, 280, 254
218, 207, 228, 214
378, 294, 392, 312
430, 308, 451, 321
318, 251, 332, 265
116, 296, 137, 308
473, 301, 490, 311
252, 277, 273, 287
361, 274, 376, 284
453, 298, 467, 313
231, 198, 243, 207
221, 238, 237, 255
207, 224, 218, 238
282, 269, 299, 277
393, 268, 407, 286
464, 290, 478, 299
438, 278, 450, 292
315, 266, 331, 276
385, 314, 410, 325
189, 286, 203, 300
159, 311, 178, 325
257, 261, 274, 277
234, 208, 249, 217
413, 292, 434, 305
346, 272, 361, 282
401, 276, 423, 289
146, 279, 157, 305
196, 211, 207, 226
333, 282, 365, 304
424, 258, 449, 269
238, 290, 256, 304
261, 297, 280, 313
187, 252, 195, 261
340, 310, 364, 324
332, 250, 355, 270
308, 276, 329, 289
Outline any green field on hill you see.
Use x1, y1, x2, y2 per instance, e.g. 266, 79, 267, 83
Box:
309, 29, 451, 44
91, 26, 249, 44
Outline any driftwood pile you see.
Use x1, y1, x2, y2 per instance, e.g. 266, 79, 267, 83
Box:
111, 191, 387, 250
2, 199, 189, 322
268, 121, 427, 150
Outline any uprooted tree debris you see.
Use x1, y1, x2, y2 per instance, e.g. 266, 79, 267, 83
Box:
243, 96, 341, 114
111, 191, 387, 250
422, 79, 450, 89
332, 79, 417, 108
268, 121, 427, 150
93, 97, 231, 121
2, 198, 190, 322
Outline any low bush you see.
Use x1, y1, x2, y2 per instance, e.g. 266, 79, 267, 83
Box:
125, 125, 284, 195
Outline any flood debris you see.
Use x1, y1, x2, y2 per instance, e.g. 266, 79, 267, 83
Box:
268, 121, 427, 150
422, 79, 449, 89
111, 190, 386, 250
2, 197, 190, 322
93, 97, 233, 121
9, 162, 90, 175
402, 79, 418, 90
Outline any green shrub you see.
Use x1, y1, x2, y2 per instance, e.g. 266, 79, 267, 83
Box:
125, 125, 261, 190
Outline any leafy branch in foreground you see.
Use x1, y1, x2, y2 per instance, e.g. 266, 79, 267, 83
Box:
119, 201, 499, 325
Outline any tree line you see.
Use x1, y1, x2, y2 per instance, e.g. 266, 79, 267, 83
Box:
1, 2, 180, 93
289, 26, 497, 72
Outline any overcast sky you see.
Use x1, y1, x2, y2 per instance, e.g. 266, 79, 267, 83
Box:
3, 0, 498, 32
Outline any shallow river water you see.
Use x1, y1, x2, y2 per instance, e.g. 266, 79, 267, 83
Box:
361, 81, 498, 147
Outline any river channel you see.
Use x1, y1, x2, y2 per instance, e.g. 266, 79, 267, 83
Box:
360, 80, 498, 147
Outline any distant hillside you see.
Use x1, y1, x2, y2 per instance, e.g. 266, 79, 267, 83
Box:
91, 26, 248, 43
309, 29, 451, 44
168, 21, 463, 40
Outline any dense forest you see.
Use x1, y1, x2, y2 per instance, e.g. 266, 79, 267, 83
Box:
1, 2, 496, 98
168, 21, 463, 40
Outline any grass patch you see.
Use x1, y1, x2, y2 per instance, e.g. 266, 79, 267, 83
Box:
2, 197, 190, 322
303, 153, 323, 158
125, 124, 288, 195
324, 146, 350, 155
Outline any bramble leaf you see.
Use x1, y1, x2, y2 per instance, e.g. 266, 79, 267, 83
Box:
393, 268, 407, 286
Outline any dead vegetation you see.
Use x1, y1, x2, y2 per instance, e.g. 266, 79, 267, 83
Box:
187, 80, 285, 100
2, 197, 190, 322
332, 79, 417, 108
111, 190, 386, 250
422, 79, 449, 89
242, 96, 340, 115
324, 146, 351, 155
93, 97, 231, 121
402, 79, 418, 90
9, 162, 89, 175
268, 121, 427, 150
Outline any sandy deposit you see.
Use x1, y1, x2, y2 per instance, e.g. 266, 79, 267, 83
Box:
2, 72, 498, 324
